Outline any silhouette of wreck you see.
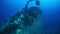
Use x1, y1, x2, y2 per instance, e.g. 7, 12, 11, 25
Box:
0, 0, 42, 34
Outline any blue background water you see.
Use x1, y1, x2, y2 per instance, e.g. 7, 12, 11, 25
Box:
0, 0, 60, 34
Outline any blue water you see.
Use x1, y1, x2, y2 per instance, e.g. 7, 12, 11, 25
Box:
0, 0, 60, 34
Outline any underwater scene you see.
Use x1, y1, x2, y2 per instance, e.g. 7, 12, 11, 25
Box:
0, 0, 60, 34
